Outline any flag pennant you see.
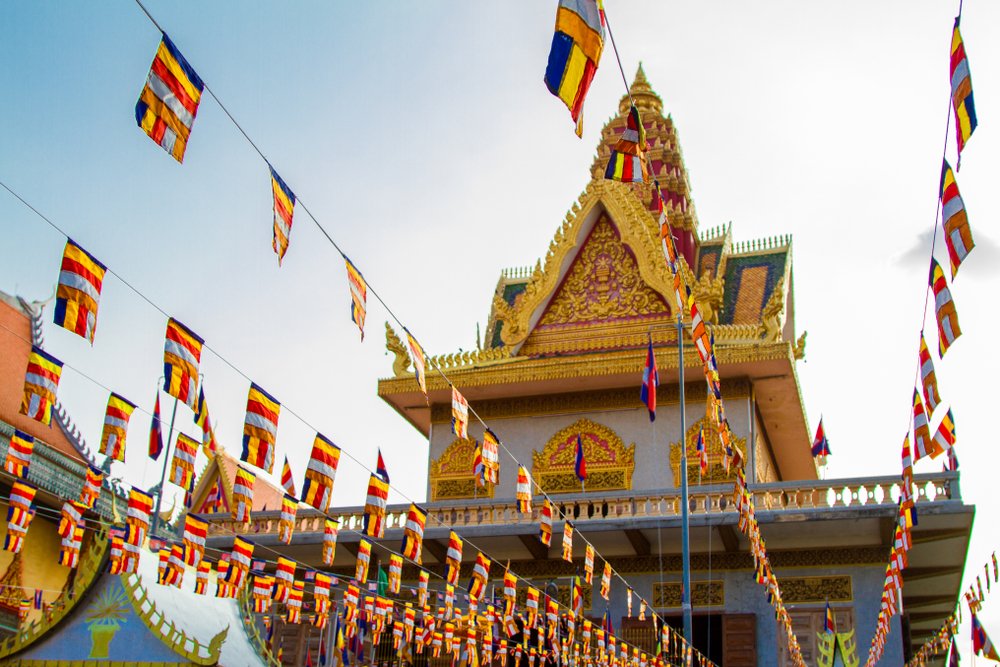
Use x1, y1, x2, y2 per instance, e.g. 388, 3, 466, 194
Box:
376, 448, 391, 484
516, 466, 533, 514
322, 518, 339, 566
482, 429, 500, 485
401, 503, 428, 563
344, 257, 368, 341
418, 570, 430, 607
472, 441, 485, 487
696, 425, 708, 475
355, 539, 372, 583
600, 561, 612, 600
940, 160, 975, 277
362, 473, 390, 538
194, 386, 219, 457
53, 239, 106, 343
810, 418, 831, 458
281, 456, 296, 496
572, 576, 583, 618
182, 514, 207, 566
4, 430, 34, 479
931, 408, 957, 458
949, 17, 978, 164
584, 544, 595, 584
605, 105, 648, 183
135, 34, 204, 162
972, 612, 1000, 660
58, 501, 85, 540
225, 536, 255, 589
641, 336, 659, 421
79, 466, 104, 509
278, 494, 298, 544
574, 435, 588, 482
232, 466, 256, 524
503, 567, 517, 614
4, 482, 36, 554
526, 587, 540, 628
539, 499, 553, 547
241, 383, 280, 474
930, 258, 962, 357
127, 488, 154, 538
169, 433, 199, 491
163, 318, 203, 411
269, 166, 296, 265
388, 554, 403, 595
469, 552, 491, 602
446, 531, 463, 586
562, 521, 574, 562
544, 0, 605, 136
918, 335, 942, 416
58, 517, 84, 568
99, 393, 137, 463
451, 386, 469, 439
21, 346, 63, 425
302, 433, 340, 512
148, 392, 165, 460
912, 389, 933, 462
405, 329, 428, 398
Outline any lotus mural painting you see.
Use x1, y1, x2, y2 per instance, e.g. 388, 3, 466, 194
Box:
84, 584, 130, 658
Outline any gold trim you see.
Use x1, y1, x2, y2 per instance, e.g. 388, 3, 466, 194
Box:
238, 577, 282, 666
669, 415, 746, 485
532, 418, 634, 494
653, 581, 724, 608
779, 575, 852, 603
429, 438, 496, 502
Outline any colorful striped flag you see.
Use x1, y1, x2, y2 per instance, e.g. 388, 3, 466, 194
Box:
516, 466, 532, 514
362, 473, 390, 538
539, 499, 553, 547
148, 392, 164, 460
468, 552, 491, 602
931, 408, 957, 459
302, 433, 340, 512
194, 386, 219, 457
919, 335, 942, 416
241, 383, 280, 474
544, 0, 605, 136
482, 429, 500, 485
562, 521, 574, 562
574, 434, 587, 482
930, 257, 962, 356
472, 440, 484, 487
20, 346, 63, 425
640, 336, 658, 421
127, 488, 153, 540
345, 257, 368, 341
79, 465, 103, 510
322, 518, 339, 566
445, 531, 463, 586
169, 433, 199, 491
225, 536, 255, 588
697, 425, 708, 474
401, 503, 427, 563
281, 455, 296, 496
388, 554, 403, 595
269, 167, 296, 265
451, 386, 469, 439
163, 318, 203, 410
912, 389, 933, 463
53, 239, 106, 343
182, 513, 207, 566
604, 105, 648, 183
600, 561, 611, 600
355, 539, 372, 583
135, 34, 204, 163
278, 494, 298, 544
58, 518, 84, 569
940, 160, 974, 277
405, 329, 428, 398
584, 544, 595, 585
99, 393, 137, 463
232, 466, 256, 524
950, 17, 978, 165
4, 430, 34, 479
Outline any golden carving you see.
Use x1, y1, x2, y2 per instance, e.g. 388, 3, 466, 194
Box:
0, 553, 24, 611
691, 269, 725, 325
653, 581, 724, 608
780, 576, 852, 603
532, 418, 635, 494
535, 216, 669, 326
385, 322, 411, 377
793, 331, 807, 360
429, 438, 496, 501
669, 416, 745, 485
759, 276, 786, 342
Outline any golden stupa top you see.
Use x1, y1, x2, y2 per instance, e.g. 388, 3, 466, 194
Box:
619, 63, 663, 116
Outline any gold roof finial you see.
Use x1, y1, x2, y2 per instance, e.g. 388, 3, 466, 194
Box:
619, 62, 663, 116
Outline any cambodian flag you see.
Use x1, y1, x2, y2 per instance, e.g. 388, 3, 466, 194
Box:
811, 418, 831, 457
640, 338, 658, 421
973, 612, 1000, 659
574, 435, 587, 482
376, 448, 390, 483
148, 392, 164, 460
823, 602, 835, 634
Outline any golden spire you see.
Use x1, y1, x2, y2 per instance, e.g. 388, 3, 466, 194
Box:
619, 62, 663, 116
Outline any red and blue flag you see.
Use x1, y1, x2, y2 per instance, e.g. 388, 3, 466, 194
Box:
574, 435, 587, 482
640, 337, 658, 421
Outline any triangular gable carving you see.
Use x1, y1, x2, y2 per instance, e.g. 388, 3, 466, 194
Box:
188, 452, 233, 515
492, 180, 677, 356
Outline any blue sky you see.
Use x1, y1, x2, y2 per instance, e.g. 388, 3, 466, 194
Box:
2, 0, 999, 656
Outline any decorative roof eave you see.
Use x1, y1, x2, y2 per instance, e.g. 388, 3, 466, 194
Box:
489, 179, 675, 353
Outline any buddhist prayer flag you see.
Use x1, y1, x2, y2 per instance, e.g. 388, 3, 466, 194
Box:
136, 34, 203, 162
605, 105, 648, 183
225, 536, 255, 588
278, 494, 298, 544
20, 346, 63, 425
405, 329, 428, 398
183, 514, 207, 566
516, 466, 533, 513
482, 429, 500, 485
4, 430, 34, 478
940, 161, 974, 277
242, 383, 280, 474
401, 503, 428, 563
919, 335, 942, 416
472, 441, 484, 487
5, 481, 36, 554
169, 433, 199, 491
544, 0, 605, 136
562, 521, 574, 562
930, 258, 962, 356
451, 386, 469, 439
356, 539, 372, 583
445, 531, 463, 586
388, 554, 403, 595
232, 466, 256, 523
148, 392, 164, 460
950, 17, 978, 164
163, 318, 203, 410
322, 518, 339, 566
503, 567, 517, 613
100, 393, 137, 463
127, 488, 153, 541
268, 167, 296, 265
58, 518, 84, 568
79, 465, 103, 509
584, 544, 595, 584
53, 239, 106, 343
281, 455, 296, 496
600, 561, 611, 600
574, 435, 588, 482
931, 408, 957, 458
194, 387, 219, 457
811, 418, 831, 458
912, 389, 933, 462
344, 257, 368, 341
641, 337, 658, 421
302, 433, 340, 512
539, 499, 553, 547
58, 501, 85, 540
469, 552, 490, 602
363, 473, 390, 538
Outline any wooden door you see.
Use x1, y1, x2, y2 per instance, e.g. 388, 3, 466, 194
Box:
722, 614, 756, 667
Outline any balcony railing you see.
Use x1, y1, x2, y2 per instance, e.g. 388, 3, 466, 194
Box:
202, 471, 959, 538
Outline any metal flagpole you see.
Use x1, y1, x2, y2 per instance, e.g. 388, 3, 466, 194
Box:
677, 311, 694, 646
151, 392, 180, 537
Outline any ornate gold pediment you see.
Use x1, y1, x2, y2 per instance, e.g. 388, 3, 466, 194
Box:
429, 437, 495, 502
668, 414, 745, 485
492, 180, 676, 352
532, 418, 635, 494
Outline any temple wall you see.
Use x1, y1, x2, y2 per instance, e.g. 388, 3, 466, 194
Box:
0, 513, 73, 626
